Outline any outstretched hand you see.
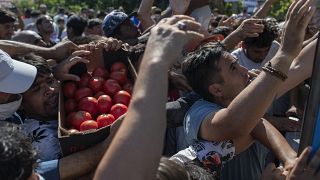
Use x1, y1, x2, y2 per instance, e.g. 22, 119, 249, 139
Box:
146, 15, 204, 66
233, 18, 264, 39
280, 0, 316, 59
53, 50, 91, 82
287, 147, 320, 180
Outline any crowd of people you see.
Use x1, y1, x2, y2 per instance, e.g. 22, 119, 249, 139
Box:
1, 0, 320, 179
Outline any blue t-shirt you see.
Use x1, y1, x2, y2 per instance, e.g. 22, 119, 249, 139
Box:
36, 159, 60, 180
22, 119, 62, 161
184, 99, 222, 145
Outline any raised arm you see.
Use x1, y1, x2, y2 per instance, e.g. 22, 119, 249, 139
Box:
94, 16, 203, 180
0, 40, 79, 62
137, 0, 155, 32
253, 0, 278, 18
203, 0, 315, 141
276, 38, 317, 98
222, 18, 264, 51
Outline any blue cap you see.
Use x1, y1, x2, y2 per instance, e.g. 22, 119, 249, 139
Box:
102, 10, 129, 37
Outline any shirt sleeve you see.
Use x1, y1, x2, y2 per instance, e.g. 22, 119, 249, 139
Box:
36, 159, 60, 180
184, 100, 220, 145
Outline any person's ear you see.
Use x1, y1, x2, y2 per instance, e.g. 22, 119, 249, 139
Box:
208, 83, 223, 97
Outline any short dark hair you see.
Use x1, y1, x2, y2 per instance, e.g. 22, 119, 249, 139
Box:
212, 26, 232, 38
243, 19, 278, 48
0, 8, 15, 24
36, 15, 51, 30
67, 15, 88, 36
182, 42, 225, 101
88, 18, 102, 29
15, 53, 51, 76
0, 122, 37, 180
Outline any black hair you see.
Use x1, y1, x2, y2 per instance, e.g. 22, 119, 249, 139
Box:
0, 8, 16, 24
67, 15, 88, 36
243, 19, 278, 48
87, 18, 102, 29
0, 122, 37, 180
182, 42, 225, 102
212, 26, 232, 38
15, 53, 51, 77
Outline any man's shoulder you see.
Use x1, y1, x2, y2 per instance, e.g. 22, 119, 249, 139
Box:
185, 99, 221, 124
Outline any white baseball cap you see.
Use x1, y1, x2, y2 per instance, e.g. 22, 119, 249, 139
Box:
0, 49, 37, 94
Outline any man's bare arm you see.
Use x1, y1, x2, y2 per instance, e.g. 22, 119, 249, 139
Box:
253, 0, 278, 18
0, 40, 79, 62
276, 39, 316, 98
94, 16, 203, 180
137, 0, 155, 32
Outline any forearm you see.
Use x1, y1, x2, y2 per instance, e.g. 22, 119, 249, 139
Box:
253, 0, 276, 18
94, 53, 169, 179
222, 31, 243, 51
59, 141, 106, 179
137, 0, 155, 31
0, 40, 50, 57
276, 39, 316, 98
251, 119, 296, 164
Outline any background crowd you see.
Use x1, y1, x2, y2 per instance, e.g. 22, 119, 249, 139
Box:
0, 0, 320, 179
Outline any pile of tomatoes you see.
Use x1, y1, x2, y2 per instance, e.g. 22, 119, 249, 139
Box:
62, 62, 133, 132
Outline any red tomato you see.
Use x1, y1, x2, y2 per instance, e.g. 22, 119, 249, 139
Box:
63, 81, 77, 98
110, 71, 127, 85
110, 103, 128, 119
78, 73, 92, 87
88, 76, 105, 93
94, 91, 106, 99
103, 79, 121, 96
97, 95, 112, 114
71, 111, 92, 130
74, 87, 93, 101
96, 114, 115, 128
111, 62, 126, 72
93, 67, 109, 79
113, 90, 131, 106
123, 82, 133, 94
64, 98, 77, 113
78, 97, 99, 117
80, 120, 98, 131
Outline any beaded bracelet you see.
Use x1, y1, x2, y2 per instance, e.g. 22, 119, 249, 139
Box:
262, 61, 288, 81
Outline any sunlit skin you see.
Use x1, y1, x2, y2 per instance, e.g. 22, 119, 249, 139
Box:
22, 73, 59, 121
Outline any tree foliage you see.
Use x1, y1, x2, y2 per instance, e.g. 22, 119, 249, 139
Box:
13, 0, 169, 14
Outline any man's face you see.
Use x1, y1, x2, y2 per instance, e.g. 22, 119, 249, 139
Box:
38, 16, 54, 34
88, 24, 102, 36
118, 19, 140, 39
0, 22, 14, 39
244, 45, 270, 63
215, 53, 249, 102
22, 73, 59, 120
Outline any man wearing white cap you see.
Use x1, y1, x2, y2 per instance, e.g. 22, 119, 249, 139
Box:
0, 49, 37, 122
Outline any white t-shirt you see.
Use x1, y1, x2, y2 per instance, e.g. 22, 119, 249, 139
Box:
231, 41, 280, 70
